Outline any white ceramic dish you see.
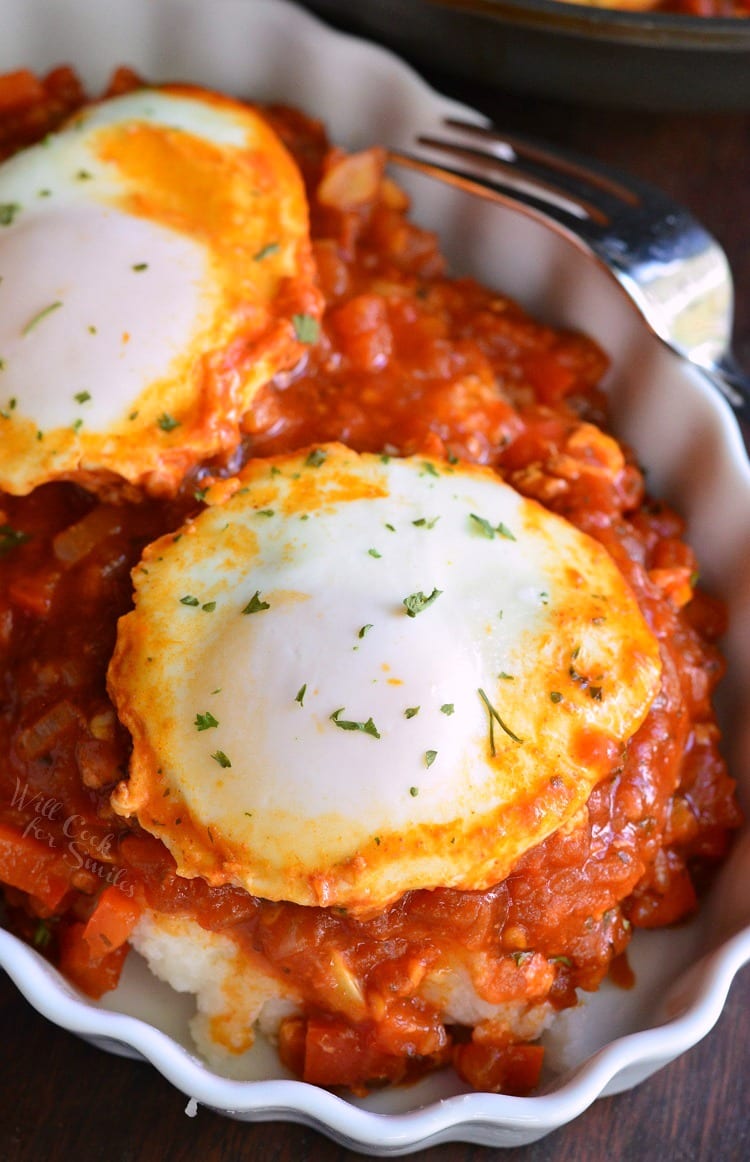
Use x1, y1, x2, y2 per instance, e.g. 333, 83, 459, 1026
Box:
0, 0, 749, 1153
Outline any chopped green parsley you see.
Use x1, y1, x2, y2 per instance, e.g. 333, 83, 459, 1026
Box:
22, 300, 63, 335
403, 588, 442, 618
242, 590, 270, 615
0, 524, 30, 557
478, 687, 523, 756
293, 313, 320, 344
330, 708, 381, 739
469, 513, 516, 541
254, 241, 280, 261
33, 920, 52, 949
469, 513, 495, 539
195, 711, 219, 732
0, 202, 21, 226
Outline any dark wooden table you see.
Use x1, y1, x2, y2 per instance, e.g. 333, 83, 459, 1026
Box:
1, 55, 749, 1162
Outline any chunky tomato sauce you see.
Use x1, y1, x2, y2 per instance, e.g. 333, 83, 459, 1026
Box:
0, 68, 742, 1096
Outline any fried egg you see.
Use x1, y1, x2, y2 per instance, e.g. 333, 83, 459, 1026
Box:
0, 86, 320, 496
109, 444, 662, 914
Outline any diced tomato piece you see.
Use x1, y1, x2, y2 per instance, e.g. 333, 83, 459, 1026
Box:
303, 1016, 380, 1087
0, 70, 44, 112
8, 569, 60, 617
82, 884, 143, 957
629, 864, 698, 928
277, 1017, 306, 1078
453, 1039, 544, 1096
522, 351, 576, 404
300, 1015, 403, 1089
0, 822, 70, 909
58, 921, 129, 998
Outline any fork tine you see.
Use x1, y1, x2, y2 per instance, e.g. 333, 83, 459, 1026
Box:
387, 146, 612, 245
410, 136, 612, 229
442, 117, 641, 209
400, 117, 716, 264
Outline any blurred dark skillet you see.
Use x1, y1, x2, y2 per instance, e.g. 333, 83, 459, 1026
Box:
302, 0, 750, 109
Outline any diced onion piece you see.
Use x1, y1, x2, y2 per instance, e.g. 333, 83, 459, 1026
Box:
318, 148, 385, 210
15, 699, 82, 760
328, 949, 367, 1019
52, 506, 123, 566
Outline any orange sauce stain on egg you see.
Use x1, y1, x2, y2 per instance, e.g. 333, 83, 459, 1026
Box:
95, 113, 303, 306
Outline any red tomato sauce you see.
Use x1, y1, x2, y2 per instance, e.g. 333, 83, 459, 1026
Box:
0, 70, 742, 1096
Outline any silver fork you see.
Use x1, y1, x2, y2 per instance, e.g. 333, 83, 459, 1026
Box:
389, 118, 750, 427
